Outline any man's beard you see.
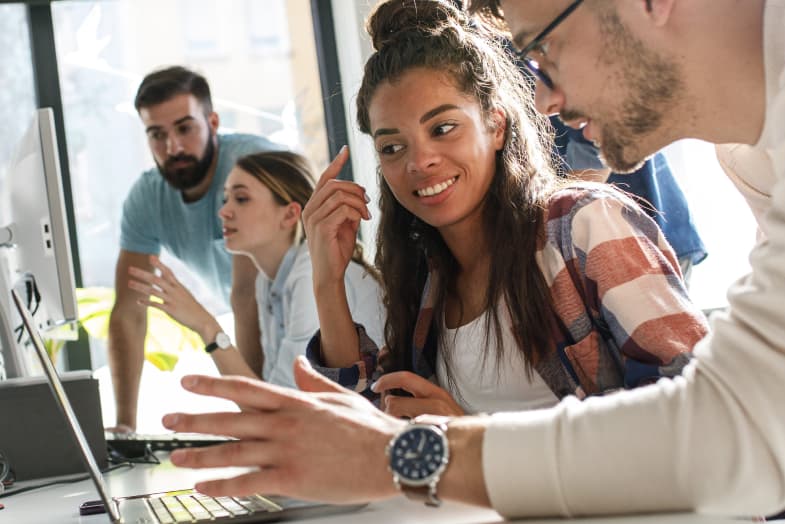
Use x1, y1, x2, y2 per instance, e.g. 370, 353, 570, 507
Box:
157, 133, 216, 191
560, 10, 682, 173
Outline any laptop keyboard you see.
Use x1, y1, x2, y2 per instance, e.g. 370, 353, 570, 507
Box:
147, 492, 282, 523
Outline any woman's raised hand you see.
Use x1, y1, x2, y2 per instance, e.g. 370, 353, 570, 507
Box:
303, 146, 372, 287
128, 255, 217, 340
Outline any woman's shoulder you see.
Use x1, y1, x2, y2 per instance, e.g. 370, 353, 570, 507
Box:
543, 182, 660, 251
547, 182, 636, 215
546, 181, 637, 221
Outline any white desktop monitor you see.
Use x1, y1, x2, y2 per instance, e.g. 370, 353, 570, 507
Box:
0, 107, 78, 378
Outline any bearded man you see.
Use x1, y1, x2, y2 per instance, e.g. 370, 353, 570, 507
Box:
108, 66, 279, 432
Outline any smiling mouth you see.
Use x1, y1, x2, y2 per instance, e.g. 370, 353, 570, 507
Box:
415, 176, 458, 197
223, 227, 237, 236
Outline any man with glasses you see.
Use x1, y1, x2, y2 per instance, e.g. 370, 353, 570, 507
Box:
156, 0, 785, 519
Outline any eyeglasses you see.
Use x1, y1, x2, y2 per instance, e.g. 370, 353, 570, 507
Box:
514, 0, 584, 90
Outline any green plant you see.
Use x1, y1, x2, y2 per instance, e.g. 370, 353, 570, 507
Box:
43, 287, 202, 371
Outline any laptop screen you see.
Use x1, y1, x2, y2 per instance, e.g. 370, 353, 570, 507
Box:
11, 288, 120, 523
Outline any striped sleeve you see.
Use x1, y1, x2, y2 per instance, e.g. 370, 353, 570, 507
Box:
549, 186, 709, 386
305, 324, 383, 396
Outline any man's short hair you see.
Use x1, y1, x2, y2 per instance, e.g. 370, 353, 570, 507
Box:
134, 66, 213, 114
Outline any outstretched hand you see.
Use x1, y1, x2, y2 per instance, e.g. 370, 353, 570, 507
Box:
128, 255, 216, 339
372, 371, 466, 418
163, 357, 406, 503
302, 146, 372, 287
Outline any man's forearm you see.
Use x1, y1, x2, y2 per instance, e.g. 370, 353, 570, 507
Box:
107, 311, 146, 430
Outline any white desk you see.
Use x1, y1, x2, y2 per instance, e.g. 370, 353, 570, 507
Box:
0, 455, 757, 524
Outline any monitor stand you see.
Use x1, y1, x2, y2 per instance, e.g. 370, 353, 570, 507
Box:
0, 253, 30, 379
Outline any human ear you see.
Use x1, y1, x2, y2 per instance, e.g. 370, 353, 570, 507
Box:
207, 111, 220, 133
281, 202, 302, 230
490, 108, 507, 151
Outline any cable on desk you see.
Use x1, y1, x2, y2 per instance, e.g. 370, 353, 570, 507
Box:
0, 462, 134, 499
107, 442, 161, 465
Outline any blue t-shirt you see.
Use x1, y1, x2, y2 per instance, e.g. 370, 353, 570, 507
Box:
550, 117, 708, 265
120, 133, 281, 304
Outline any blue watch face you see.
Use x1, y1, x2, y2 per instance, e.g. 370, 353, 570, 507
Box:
390, 426, 446, 483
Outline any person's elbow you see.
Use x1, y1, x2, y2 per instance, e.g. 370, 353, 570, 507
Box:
109, 293, 146, 334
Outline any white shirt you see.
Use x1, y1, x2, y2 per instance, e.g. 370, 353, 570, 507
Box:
256, 243, 384, 388
483, 1, 785, 518
436, 310, 558, 414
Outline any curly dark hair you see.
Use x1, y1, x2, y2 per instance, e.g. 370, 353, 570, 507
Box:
356, 0, 562, 387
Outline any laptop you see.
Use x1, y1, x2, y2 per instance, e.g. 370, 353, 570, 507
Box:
11, 289, 366, 523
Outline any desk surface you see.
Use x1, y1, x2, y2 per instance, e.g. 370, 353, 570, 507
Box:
0, 455, 751, 524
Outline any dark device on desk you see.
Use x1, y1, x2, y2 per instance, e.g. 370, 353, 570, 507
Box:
0, 370, 107, 480
12, 289, 367, 523
106, 431, 231, 459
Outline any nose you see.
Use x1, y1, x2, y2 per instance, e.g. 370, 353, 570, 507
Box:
218, 202, 232, 220
534, 79, 565, 117
166, 134, 184, 156
405, 140, 442, 174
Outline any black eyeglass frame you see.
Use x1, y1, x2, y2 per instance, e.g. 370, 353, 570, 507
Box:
515, 0, 585, 89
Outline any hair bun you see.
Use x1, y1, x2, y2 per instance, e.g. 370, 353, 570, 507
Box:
367, 0, 469, 51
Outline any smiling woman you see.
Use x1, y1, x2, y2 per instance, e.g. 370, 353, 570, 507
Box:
302, 0, 708, 419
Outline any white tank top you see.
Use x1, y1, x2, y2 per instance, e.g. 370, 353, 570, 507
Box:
436, 308, 559, 414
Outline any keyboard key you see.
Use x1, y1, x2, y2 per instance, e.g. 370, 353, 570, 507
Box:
146, 498, 175, 524
177, 495, 211, 520
236, 494, 281, 513
213, 496, 250, 516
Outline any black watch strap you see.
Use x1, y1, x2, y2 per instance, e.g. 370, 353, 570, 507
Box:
205, 341, 220, 353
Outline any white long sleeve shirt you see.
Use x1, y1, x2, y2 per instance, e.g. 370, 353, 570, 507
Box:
482, 1, 785, 518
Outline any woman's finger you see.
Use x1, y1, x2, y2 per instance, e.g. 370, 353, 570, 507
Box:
307, 187, 370, 225
304, 181, 368, 229
371, 371, 444, 399
128, 265, 173, 295
313, 145, 349, 191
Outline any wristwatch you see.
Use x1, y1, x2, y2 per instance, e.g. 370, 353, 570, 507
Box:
386, 416, 450, 507
205, 331, 231, 353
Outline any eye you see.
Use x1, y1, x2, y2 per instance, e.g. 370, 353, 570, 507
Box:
177, 123, 194, 135
378, 143, 404, 155
149, 130, 166, 142
433, 122, 457, 136
532, 40, 550, 58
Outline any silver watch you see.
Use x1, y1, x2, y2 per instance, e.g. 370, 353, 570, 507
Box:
205, 331, 231, 353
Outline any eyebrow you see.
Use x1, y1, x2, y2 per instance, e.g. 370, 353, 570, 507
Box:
224, 183, 249, 192
372, 104, 461, 139
511, 29, 535, 50
145, 115, 196, 134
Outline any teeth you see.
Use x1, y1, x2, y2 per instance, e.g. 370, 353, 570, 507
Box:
417, 177, 456, 197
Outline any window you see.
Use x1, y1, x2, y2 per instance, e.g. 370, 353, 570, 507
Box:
51, 0, 329, 430
0, 3, 36, 380
664, 139, 758, 312
0, 4, 37, 181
